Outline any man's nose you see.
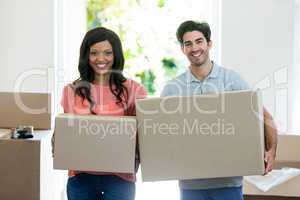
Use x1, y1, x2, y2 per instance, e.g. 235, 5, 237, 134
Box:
191, 43, 200, 51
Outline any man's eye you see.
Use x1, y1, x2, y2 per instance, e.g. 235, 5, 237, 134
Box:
184, 43, 192, 47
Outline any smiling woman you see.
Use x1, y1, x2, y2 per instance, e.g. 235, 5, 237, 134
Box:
56, 27, 147, 200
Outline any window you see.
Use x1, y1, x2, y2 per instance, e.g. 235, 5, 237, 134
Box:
86, 0, 220, 96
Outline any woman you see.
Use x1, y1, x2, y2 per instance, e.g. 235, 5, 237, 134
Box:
60, 27, 147, 200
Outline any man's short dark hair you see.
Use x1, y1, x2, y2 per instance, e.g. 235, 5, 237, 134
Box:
176, 20, 211, 45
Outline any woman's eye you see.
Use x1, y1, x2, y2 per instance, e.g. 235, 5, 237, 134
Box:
104, 51, 113, 56
90, 51, 97, 56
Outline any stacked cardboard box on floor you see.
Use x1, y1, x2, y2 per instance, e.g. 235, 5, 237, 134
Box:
53, 114, 137, 173
136, 90, 265, 181
244, 134, 300, 199
0, 92, 51, 129
0, 92, 53, 200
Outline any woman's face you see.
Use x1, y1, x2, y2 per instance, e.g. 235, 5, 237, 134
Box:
89, 40, 114, 77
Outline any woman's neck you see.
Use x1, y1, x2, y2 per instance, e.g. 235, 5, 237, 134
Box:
93, 74, 110, 86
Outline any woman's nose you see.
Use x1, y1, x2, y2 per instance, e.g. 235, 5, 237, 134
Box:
95, 52, 105, 61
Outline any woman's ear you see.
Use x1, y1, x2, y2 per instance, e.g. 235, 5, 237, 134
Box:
208, 40, 213, 49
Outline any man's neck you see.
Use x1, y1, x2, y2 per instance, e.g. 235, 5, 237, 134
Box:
190, 60, 213, 81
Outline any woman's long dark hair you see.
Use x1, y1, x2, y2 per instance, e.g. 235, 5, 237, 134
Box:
72, 27, 128, 114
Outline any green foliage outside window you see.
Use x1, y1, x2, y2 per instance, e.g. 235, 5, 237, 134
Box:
86, 0, 183, 95
161, 57, 178, 78
136, 70, 156, 94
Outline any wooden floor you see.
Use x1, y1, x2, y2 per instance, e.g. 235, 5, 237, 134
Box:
244, 195, 300, 200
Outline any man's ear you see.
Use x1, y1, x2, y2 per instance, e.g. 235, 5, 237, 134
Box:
181, 44, 185, 54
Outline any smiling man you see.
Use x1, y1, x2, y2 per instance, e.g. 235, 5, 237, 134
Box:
160, 20, 278, 200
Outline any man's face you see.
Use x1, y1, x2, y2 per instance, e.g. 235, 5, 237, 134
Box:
181, 31, 212, 67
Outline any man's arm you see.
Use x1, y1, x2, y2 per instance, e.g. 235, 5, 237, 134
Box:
263, 107, 278, 175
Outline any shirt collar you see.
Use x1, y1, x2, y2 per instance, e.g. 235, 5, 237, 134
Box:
186, 61, 220, 83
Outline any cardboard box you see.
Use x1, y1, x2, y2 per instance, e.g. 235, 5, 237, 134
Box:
53, 114, 137, 173
0, 129, 54, 200
0, 92, 51, 129
275, 134, 300, 164
243, 134, 300, 198
136, 90, 265, 181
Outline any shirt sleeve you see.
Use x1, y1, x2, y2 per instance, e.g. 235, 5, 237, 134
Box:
160, 84, 171, 97
160, 80, 180, 97
226, 70, 250, 91
60, 85, 76, 113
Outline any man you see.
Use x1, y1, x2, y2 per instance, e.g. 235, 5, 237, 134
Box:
161, 20, 277, 200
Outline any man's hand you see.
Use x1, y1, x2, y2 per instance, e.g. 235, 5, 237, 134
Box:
264, 149, 276, 175
51, 131, 55, 158
263, 108, 277, 175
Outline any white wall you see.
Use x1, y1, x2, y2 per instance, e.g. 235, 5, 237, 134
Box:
290, 0, 300, 133
220, 0, 295, 132
0, 1, 87, 199
0, 0, 55, 93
